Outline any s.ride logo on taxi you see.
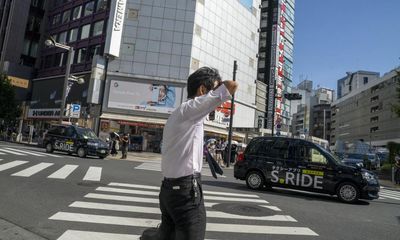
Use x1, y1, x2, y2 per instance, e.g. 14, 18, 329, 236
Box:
271, 167, 324, 189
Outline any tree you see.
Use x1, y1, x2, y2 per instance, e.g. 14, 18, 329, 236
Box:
0, 73, 21, 125
391, 71, 400, 117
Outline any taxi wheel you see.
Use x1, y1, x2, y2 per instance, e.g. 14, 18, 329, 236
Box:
246, 171, 265, 190
337, 182, 360, 203
77, 147, 87, 158
45, 143, 53, 153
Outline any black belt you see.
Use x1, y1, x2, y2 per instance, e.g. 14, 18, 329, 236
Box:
162, 173, 201, 190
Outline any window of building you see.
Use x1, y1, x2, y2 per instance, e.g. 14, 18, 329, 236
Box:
195, 24, 202, 36
62, 10, 70, 24
96, 0, 108, 12
30, 41, 38, 57
370, 126, 379, 133
363, 77, 368, 84
370, 116, 379, 123
58, 31, 67, 44
370, 106, 379, 113
370, 95, 379, 103
371, 85, 379, 93
52, 14, 61, 26
76, 48, 87, 64
84, 1, 95, 16
68, 28, 79, 42
80, 24, 91, 40
87, 44, 103, 61
92, 20, 104, 36
72, 6, 82, 20
22, 39, 31, 56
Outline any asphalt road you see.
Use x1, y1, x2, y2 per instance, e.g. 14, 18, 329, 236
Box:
0, 141, 399, 240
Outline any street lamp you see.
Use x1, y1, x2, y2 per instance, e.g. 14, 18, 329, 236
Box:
45, 37, 84, 124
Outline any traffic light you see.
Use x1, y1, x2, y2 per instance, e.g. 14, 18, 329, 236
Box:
284, 93, 302, 100
258, 118, 263, 128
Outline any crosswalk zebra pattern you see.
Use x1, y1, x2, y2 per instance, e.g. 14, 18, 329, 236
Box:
379, 187, 400, 201
135, 162, 226, 178
49, 182, 318, 239
0, 160, 102, 181
0, 146, 64, 158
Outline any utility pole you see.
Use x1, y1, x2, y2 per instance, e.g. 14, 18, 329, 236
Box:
226, 60, 237, 168
323, 108, 326, 140
59, 47, 74, 124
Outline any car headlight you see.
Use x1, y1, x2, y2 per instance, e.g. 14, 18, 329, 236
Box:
362, 171, 377, 183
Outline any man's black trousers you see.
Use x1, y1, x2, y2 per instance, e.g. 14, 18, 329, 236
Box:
158, 174, 206, 240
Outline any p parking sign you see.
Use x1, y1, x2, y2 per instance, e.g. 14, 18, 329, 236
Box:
70, 104, 81, 118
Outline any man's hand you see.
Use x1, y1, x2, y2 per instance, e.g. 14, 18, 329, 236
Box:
223, 80, 238, 96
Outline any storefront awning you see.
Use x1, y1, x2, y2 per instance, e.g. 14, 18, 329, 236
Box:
100, 113, 167, 125
204, 124, 245, 139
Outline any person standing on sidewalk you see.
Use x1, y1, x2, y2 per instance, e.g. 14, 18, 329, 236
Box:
153, 67, 237, 240
395, 156, 400, 185
120, 134, 129, 159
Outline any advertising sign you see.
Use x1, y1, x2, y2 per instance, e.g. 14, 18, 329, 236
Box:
108, 80, 183, 114
70, 104, 81, 118
104, 0, 127, 57
28, 108, 61, 119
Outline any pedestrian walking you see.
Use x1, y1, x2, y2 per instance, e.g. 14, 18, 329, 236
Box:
395, 156, 400, 185
120, 134, 129, 159
215, 140, 224, 167
110, 134, 119, 156
141, 67, 237, 240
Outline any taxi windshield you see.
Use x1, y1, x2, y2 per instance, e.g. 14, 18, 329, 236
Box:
76, 128, 98, 139
316, 145, 342, 165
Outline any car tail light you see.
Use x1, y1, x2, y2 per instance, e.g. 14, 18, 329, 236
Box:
237, 152, 244, 162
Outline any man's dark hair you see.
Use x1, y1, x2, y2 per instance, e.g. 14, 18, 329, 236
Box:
187, 67, 222, 99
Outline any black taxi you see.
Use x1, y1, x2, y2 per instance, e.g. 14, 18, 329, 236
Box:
43, 124, 109, 158
234, 137, 380, 203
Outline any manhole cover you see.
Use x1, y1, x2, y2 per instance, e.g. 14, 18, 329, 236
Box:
212, 203, 275, 216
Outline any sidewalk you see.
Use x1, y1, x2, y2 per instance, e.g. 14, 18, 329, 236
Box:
378, 179, 400, 190
106, 151, 162, 162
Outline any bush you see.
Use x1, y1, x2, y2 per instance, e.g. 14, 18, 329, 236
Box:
381, 163, 393, 172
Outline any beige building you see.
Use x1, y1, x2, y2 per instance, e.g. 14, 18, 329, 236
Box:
331, 67, 400, 147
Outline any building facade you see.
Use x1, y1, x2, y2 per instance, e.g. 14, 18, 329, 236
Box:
336, 71, 379, 100
331, 67, 400, 148
98, 0, 261, 151
257, 0, 295, 135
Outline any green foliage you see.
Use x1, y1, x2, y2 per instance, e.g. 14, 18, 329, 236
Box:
0, 73, 21, 125
387, 141, 400, 165
381, 163, 393, 172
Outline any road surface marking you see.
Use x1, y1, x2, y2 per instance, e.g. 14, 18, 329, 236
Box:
260, 205, 282, 211
4, 147, 46, 157
204, 195, 268, 203
83, 167, 102, 181
0, 152, 5, 155
57, 230, 139, 240
379, 193, 400, 200
85, 193, 160, 204
48, 165, 79, 179
0, 148, 26, 155
134, 163, 225, 177
69, 201, 295, 221
50, 212, 316, 236
108, 182, 260, 198
11, 162, 54, 177
0, 160, 28, 172
56, 230, 219, 240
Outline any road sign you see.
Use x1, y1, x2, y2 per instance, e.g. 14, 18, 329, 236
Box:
70, 104, 81, 118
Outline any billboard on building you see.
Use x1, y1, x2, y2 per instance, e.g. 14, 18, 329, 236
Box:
108, 80, 183, 114
104, 0, 127, 57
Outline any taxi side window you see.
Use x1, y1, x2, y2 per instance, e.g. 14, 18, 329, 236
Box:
310, 148, 328, 164
258, 139, 290, 159
246, 139, 262, 155
65, 127, 77, 138
59, 126, 67, 136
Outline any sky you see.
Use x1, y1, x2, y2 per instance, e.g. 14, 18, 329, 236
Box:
292, 0, 400, 90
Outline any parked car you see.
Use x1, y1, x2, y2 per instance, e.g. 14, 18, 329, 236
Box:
340, 153, 379, 170
43, 124, 109, 158
234, 137, 380, 203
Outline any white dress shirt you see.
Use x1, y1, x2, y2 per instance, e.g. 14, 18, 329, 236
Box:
161, 84, 232, 178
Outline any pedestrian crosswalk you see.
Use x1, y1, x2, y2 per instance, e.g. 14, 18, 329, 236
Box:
49, 182, 319, 239
135, 162, 226, 178
0, 160, 102, 182
0, 146, 64, 158
379, 187, 400, 201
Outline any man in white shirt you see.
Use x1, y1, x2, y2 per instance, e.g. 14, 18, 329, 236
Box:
157, 67, 238, 240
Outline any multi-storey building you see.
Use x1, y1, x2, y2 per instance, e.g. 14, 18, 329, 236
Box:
257, 0, 295, 135
336, 70, 379, 100
331, 67, 400, 148
98, 0, 261, 151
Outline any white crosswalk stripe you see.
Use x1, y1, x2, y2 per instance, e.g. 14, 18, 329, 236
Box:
0, 160, 28, 172
50, 182, 318, 239
4, 147, 46, 157
0, 152, 6, 155
11, 162, 54, 177
47, 165, 79, 179
83, 166, 102, 181
379, 189, 400, 201
0, 148, 26, 155
0, 146, 64, 158
135, 162, 225, 177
